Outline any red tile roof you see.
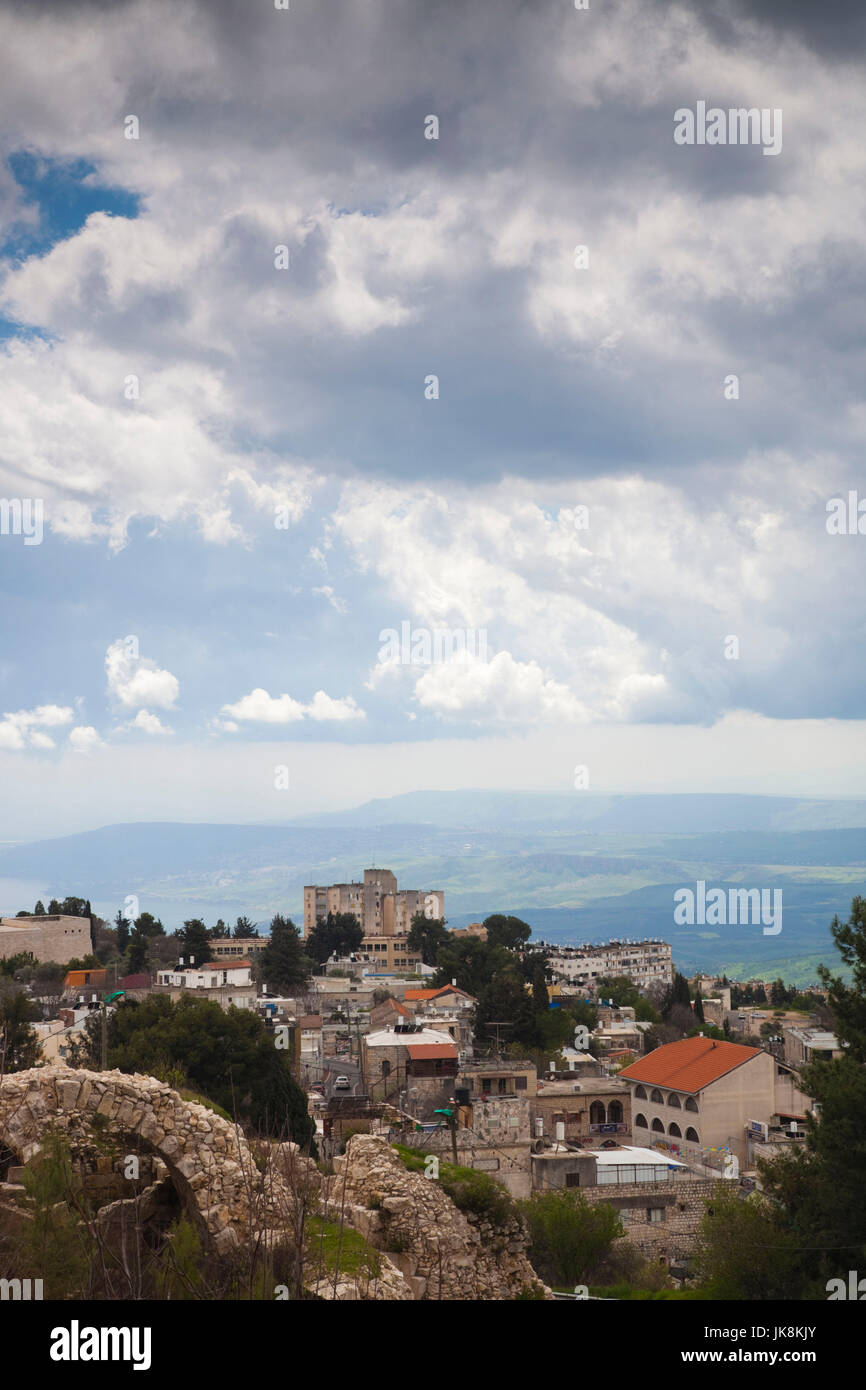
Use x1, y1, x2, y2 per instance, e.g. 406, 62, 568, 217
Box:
200, 960, 251, 970
619, 1036, 763, 1092
407, 1044, 458, 1060
404, 989, 439, 1001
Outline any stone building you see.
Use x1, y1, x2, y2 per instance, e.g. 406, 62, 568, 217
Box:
0, 914, 92, 965
532, 1075, 631, 1146
362, 1023, 458, 1108
530, 1142, 722, 1267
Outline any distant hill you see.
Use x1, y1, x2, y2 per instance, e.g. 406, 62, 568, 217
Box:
304, 790, 866, 833
0, 791, 862, 985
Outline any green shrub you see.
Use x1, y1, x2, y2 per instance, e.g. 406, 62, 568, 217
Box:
390, 1144, 516, 1227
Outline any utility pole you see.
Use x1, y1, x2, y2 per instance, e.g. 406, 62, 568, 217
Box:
101, 990, 125, 1071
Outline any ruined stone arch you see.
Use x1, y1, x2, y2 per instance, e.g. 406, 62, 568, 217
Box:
0, 1067, 289, 1252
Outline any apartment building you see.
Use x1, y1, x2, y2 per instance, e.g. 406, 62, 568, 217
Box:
210, 937, 268, 960
542, 938, 673, 992
303, 867, 442, 974
303, 868, 443, 937
155, 960, 257, 1011
784, 1027, 845, 1067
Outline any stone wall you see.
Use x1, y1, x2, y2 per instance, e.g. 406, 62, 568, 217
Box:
581, 1175, 724, 1263
326, 1134, 550, 1298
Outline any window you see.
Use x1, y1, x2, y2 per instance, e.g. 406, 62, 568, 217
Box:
634, 1112, 648, 1129
667, 1093, 681, 1108
650, 1089, 664, 1104
498, 1078, 507, 1094
634, 1085, 647, 1100
685, 1096, 699, 1112
515, 1076, 527, 1090
590, 1101, 606, 1124
646, 1208, 665, 1223
651, 1118, 664, 1133
481, 1078, 492, 1093
685, 1127, 700, 1144
609, 1100, 623, 1124
668, 1122, 681, 1138
565, 1172, 580, 1188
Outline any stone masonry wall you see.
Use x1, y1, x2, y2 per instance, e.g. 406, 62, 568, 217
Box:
581, 1176, 724, 1263
326, 1134, 550, 1298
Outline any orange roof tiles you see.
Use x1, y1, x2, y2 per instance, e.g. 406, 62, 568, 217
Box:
404, 989, 439, 1001
619, 1036, 763, 1093
407, 1043, 458, 1060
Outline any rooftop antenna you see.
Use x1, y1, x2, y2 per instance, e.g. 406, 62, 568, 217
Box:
486, 1021, 512, 1061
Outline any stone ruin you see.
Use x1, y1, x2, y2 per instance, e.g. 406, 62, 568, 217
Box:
0, 1067, 549, 1299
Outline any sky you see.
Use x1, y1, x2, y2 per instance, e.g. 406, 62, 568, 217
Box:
1, 0, 865, 841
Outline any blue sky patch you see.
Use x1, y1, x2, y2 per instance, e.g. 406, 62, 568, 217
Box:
2, 151, 140, 263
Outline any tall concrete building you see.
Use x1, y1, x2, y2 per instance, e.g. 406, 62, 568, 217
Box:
303, 868, 443, 938
303, 868, 444, 973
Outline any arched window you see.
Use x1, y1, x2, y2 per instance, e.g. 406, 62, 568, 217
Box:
685, 1127, 699, 1144
634, 1085, 647, 1100
651, 1118, 664, 1133
650, 1089, 664, 1104
634, 1112, 648, 1129
667, 1093, 681, 1108
668, 1122, 681, 1138
608, 1099, 623, 1124
590, 1101, 606, 1125
685, 1096, 699, 1112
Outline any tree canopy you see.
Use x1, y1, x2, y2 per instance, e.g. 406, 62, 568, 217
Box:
407, 912, 449, 966
259, 915, 310, 992
304, 911, 363, 966
69, 993, 314, 1147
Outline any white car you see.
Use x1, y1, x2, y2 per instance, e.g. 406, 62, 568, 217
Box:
333, 1075, 351, 1091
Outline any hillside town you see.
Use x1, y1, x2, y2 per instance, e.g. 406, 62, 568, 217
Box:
0, 865, 856, 1304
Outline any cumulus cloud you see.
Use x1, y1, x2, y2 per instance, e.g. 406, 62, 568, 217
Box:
68, 725, 103, 754
105, 639, 179, 710
414, 651, 589, 725
220, 687, 364, 724
129, 709, 173, 736
0, 0, 863, 768
0, 704, 74, 751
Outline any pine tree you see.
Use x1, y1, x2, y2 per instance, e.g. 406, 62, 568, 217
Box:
115, 909, 130, 953
259, 915, 309, 993
693, 991, 705, 1024
818, 895, 866, 1062
177, 918, 213, 966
